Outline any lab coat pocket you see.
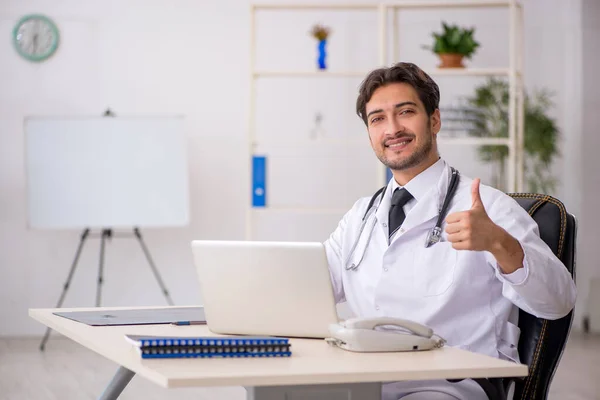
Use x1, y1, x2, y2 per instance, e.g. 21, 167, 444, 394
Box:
497, 321, 521, 363
412, 241, 457, 297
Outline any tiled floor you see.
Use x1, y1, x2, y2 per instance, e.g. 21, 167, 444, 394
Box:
0, 332, 598, 399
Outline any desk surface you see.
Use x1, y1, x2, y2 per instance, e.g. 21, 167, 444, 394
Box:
30, 306, 528, 389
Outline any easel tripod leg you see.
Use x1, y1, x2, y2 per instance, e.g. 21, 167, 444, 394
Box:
133, 228, 174, 305
96, 229, 110, 307
39, 228, 90, 351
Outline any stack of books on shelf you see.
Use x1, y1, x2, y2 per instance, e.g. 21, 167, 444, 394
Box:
125, 334, 292, 359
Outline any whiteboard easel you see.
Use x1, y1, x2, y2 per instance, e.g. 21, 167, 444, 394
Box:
25, 115, 189, 351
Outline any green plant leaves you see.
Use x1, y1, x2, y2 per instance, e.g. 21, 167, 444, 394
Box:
429, 22, 480, 58
465, 78, 560, 194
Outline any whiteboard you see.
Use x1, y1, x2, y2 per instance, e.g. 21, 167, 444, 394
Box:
25, 116, 190, 229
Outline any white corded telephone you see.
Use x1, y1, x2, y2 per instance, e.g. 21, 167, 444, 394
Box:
325, 317, 446, 352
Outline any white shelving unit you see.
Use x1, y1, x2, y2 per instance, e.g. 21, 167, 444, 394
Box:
247, 0, 524, 240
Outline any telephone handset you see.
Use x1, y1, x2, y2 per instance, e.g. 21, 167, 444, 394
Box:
326, 317, 446, 352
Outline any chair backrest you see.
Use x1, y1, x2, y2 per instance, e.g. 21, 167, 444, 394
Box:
508, 193, 577, 400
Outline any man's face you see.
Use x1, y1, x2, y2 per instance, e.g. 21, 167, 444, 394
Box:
365, 82, 440, 171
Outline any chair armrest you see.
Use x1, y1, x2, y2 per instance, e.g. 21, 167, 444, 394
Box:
473, 378, 506, 400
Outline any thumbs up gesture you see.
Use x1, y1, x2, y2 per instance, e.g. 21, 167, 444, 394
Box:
445, 178, 499, 252
445, 178, 525, 274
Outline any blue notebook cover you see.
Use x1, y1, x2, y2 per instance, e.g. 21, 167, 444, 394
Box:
125, 334, 292, 359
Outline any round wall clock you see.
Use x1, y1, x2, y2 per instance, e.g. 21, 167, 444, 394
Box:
13, 14, 60, 62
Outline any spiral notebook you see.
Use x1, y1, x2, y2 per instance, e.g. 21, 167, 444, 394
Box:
125, 334, 292, 359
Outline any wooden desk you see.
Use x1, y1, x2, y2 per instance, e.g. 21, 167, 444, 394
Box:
30, 306, 528, 400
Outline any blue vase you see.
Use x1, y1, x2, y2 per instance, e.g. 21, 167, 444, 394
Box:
317, 39, 327, 70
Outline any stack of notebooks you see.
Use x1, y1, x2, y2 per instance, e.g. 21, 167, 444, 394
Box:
125, 334, 292, 359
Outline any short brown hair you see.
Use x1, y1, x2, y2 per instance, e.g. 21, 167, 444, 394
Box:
356, 62, 440, 125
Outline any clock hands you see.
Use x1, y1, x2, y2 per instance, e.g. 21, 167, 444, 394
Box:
33, 34, 39, 55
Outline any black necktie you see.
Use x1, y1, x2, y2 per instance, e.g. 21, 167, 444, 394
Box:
389, 188, 413, 238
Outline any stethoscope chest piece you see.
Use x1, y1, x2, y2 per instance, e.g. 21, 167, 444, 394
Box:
425, 226, 442, 248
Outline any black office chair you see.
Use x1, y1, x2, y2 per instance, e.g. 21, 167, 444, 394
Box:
466, 193, 577, 400
505, 193, 577, 400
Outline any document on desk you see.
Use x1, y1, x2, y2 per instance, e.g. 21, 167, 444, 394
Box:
54, 306, 206, 326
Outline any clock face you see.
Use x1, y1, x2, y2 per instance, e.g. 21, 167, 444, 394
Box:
13, 14, 59, 62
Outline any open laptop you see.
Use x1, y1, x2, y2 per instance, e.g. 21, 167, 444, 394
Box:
191, 240, 339, 339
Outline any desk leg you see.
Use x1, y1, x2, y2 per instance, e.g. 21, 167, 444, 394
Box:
246, 382, 382, 400
98, 366, 135, 400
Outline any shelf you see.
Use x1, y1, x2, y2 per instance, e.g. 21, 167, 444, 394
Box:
253, 4, 379, 10
251, 138, 366, 148
253, 68, 514, 78
253, 71, 368, 78
437, 137, 510, 145
251, 206, 351, 214
425, 68, 511, 76
385, 0, 520, 9
247, 0, 525, 239
252, 1, 520, 11
251, 137, 510, 148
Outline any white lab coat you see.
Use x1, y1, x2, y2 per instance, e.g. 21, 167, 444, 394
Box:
324, 160, 577, 399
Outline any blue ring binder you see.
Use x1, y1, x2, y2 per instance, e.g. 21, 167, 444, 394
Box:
252, 156, 267, 207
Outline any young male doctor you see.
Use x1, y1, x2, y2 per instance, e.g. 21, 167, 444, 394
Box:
324, 62, 576, 400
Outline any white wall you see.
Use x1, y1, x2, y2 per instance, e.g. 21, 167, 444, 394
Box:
0, 0, 589, 336
1, 0, 251, 336
577, 0, 600, 329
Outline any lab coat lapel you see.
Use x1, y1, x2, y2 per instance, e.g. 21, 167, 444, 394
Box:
374, 181, 393, 237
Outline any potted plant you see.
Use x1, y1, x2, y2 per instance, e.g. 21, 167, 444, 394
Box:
425, 22, 480, 68
465, 78, 560, 194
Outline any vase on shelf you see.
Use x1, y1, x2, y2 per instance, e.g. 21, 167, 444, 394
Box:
317, 39, 327, 70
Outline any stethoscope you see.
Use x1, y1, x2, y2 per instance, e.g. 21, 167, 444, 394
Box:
345, 167, 460, 271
